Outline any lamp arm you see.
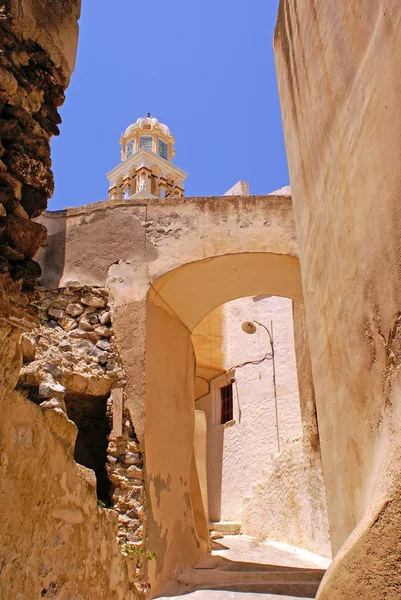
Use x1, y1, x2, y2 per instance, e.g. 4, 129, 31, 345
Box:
253, 320, 273, 349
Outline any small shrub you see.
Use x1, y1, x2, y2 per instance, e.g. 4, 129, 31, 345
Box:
119, 543, 157, 561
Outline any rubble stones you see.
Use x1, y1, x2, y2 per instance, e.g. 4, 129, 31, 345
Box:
39, 398, 66, 412
94, 325, 112, 338
91, 347, 108, 365
48, 306, 64, 319
99, 311, 111, 325
65, 302, 84, 317
87, 313, 99, 325
3, 214, 47, 257
79, 316, 94, 331
124, 452, 142, 466
59, 340, 72, 351
74, 339, 94, 354
58, 316, 78, 332
19, 287, 124, 399
44, 362, 63, 380
96, 339, 111, 351
81, 293, 106, 308
39, 381, 66, 398
69, 327, 100, 342
20, 334, 35, 361
126, 466, 143, 480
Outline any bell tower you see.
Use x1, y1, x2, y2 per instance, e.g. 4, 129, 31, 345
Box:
106, 114, 187, 201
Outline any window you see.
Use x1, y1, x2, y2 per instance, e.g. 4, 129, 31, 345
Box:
123, 186, 130, 199
126, 142, 134, 159
140, 136, 152, 151
220, 383, 233, 424
159, 139, 168, 160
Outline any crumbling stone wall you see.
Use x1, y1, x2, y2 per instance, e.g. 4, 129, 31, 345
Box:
18, 286, 147, 582
0, 1, 79, 292
19, 287, 124, 404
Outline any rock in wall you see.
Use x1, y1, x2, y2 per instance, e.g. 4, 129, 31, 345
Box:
274, 1, 401, 597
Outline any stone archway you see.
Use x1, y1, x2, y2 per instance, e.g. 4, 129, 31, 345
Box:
144, 251, 307, 593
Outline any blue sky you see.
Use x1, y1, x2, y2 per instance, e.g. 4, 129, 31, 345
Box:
50, 0, 288, 210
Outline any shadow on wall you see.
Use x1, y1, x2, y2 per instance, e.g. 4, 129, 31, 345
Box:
34, 211, 67, 288
64, 392, 111, 506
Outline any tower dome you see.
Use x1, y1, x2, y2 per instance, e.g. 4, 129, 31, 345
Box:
122, 114, 172, 139
119, 113, 175, 163
106, 114, 187, 201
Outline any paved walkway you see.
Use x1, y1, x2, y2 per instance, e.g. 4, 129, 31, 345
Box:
159, 592, 315, 600
157, 535, 330, 599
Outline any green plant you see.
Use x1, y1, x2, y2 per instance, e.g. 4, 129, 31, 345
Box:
97, 499, 107, 508
29, 301, 48, 325
119, 543, 157, 561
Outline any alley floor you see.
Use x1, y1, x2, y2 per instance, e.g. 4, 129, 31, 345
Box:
157, 535, 330, 599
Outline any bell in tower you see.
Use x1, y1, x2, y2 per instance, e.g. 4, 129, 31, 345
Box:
106, 114, 187, 201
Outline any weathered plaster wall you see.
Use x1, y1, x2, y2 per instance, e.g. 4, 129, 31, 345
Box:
274, 1, 401, 596
0, 390, 138, 599
145, 299, 207, 595
196, 296, 300, 522
243, 438, 330, 558
192, 410, 209, 537
36, 194, 298, 290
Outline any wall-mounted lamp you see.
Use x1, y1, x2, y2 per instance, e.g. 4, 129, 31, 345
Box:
241, 320, 280, 453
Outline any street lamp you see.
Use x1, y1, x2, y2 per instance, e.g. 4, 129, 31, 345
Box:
241, 320, 280, 453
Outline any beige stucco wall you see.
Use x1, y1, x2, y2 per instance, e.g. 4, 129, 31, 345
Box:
145, 300, 207, 595
274, 1, 401, 597
189, 410, 210, 559
195, 296, 330, 556
36, 195, 298, 290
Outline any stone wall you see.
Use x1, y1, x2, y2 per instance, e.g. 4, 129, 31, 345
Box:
0, 0, 78, 293
18, 286, 147, 584
274, 1, 401, 597
19, 287, 123, 402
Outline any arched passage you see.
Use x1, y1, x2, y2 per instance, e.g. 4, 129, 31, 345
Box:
144, 251, 306, 593
148, 252, 304, 331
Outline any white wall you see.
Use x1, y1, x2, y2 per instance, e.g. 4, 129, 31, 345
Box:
196, 296, 302, 523
195, 295, 331, 557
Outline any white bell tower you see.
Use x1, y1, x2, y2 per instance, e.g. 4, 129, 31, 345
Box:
106, 114, 187, 201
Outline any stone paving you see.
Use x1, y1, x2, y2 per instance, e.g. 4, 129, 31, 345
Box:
157, 535, 330, 599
